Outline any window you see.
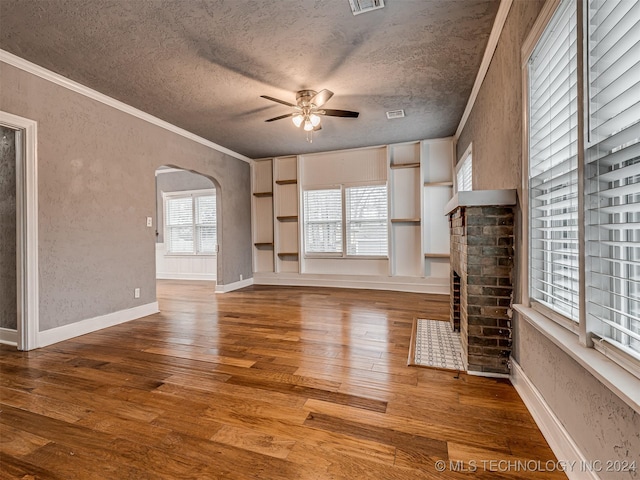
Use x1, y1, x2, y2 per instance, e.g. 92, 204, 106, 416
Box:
586, 0, 640, 359
456, 146, 473, 192
525, 0, 639, 372
165, 190, 217, 255
303, 188, 343, 254
303, 184, 388, 257
528, 0, 579, 321
346, 185, 388, 256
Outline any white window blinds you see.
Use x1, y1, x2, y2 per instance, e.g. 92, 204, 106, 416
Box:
528, 0, 579, 321
303, 189, 343, 254
586, 0, 640, 358
457, 154, 473, 192
345, 185, 388, 256
165, 192, 216, 255
196, 195, 217, 254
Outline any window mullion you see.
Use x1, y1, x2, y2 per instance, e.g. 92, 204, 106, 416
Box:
576, 0, 589, 347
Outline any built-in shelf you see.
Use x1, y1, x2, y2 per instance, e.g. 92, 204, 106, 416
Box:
390, 218, 421, 224
254, 242, 274, 247
390, 162, 421, 170
277, 215, 298, 221
424, 181, 454, 187
275, 179, 297, 185
424, 253, 450, 258
277, 252, 299, 258
253, 191, 273, 197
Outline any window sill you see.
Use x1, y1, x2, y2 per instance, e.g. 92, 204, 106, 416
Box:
304, 255, 389, 260
514, 304, 640, 414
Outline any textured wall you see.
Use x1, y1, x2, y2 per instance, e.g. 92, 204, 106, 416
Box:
0, 62, 251, 331
456, 0, 545, 190
0, 126, 17, 329
155, 170, 216, 244
515, 320, 640, 479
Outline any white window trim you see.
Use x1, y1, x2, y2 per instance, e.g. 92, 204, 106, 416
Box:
302, 181, 389, 260
163, 188, 217, 257
519, 0, 640, 401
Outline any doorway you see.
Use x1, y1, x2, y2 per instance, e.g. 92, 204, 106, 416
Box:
154, 166, 219, 283
0, 111, 38, 351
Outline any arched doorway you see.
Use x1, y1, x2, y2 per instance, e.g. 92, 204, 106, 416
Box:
154, 166, 221, 284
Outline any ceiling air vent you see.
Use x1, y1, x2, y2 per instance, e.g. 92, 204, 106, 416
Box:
348, 0, 385, 15
386, 109, 405, 120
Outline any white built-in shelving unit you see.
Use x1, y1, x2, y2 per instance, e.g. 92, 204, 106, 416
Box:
250, 138, 454, 294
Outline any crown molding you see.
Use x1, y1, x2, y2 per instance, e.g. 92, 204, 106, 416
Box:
0, 50, 251, 163
454, 0, 514, 143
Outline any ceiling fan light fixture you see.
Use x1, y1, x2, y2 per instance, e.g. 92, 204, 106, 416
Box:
292, 114, 304, 128
309, 113, 321, 127
303, 119, 314, 131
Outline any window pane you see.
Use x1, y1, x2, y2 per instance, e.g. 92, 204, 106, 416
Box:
197, 226, 217, 253
346, 185, 388, 256
528, 0, 579, 321
457, 155, 472, 192
168, 226, 193, 253
166, 197, 193, 226
196, 195, 216, 225
586, 0, 640, 357
303, 189, 343, 254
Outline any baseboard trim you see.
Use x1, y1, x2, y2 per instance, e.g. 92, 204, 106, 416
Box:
510, 359, 599, 480
156, 272, 217, 281
253, 272, 449, 295
215, 277, 254, 293
0, 327, 18, 346
37, 302, 159, 348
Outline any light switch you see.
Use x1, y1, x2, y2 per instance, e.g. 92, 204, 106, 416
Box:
146, 217, 153, 227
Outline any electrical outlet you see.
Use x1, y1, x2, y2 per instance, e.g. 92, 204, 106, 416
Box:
240, 274, 243, 281
134, 288, 140, 298
146, 217, 153, 227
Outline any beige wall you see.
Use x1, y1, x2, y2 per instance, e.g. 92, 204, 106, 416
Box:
0, 62, 251, 332
456, 0, 544, 192
454, 0, 640, 473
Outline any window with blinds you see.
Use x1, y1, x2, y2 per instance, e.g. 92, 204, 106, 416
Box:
303, 188, 343, 254
528, 0, 580, 321
165, 191, 217, 255
586, 0, 640, 358
345, 185, 388, 256
456, 152, 473, 192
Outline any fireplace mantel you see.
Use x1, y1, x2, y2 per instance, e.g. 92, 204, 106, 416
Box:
444, 189, 517, 215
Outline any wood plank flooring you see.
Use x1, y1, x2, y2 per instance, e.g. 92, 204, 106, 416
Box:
0, 281, 566, 479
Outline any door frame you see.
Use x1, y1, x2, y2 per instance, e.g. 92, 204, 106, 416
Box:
0, 111, 38, 350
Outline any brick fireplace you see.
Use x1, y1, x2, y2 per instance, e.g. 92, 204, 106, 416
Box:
446, 190, 516, 375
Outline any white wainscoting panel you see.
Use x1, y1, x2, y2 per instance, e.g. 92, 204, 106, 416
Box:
156, 243, 217, 280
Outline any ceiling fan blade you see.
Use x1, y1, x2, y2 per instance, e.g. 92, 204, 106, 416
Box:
310, 89, 334, 107
265, 113, 294, 122
260, 95, 296, 107
319, 109, 359, 118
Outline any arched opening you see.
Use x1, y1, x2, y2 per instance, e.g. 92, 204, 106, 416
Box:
154, 165, 221, 290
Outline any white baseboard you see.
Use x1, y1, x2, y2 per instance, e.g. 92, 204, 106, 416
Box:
37, 302, 159, 348
215, 277, 254, 293
252, 272, 449, 295
510, 359, 599, 480
156, 272, 217, 281
0, 327, 18, 346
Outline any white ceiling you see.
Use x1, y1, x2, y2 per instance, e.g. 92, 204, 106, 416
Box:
0, 0, 500, 159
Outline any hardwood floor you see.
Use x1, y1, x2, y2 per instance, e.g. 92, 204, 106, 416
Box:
0, 281, 566, 479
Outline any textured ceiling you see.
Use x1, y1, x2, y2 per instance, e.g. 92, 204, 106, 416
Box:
0, 0, 499, 159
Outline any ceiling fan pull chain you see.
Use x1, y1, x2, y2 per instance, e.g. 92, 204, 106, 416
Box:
306, 131, 313, 143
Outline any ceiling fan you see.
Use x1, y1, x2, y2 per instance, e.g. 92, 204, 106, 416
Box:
261, 89, 359, 138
